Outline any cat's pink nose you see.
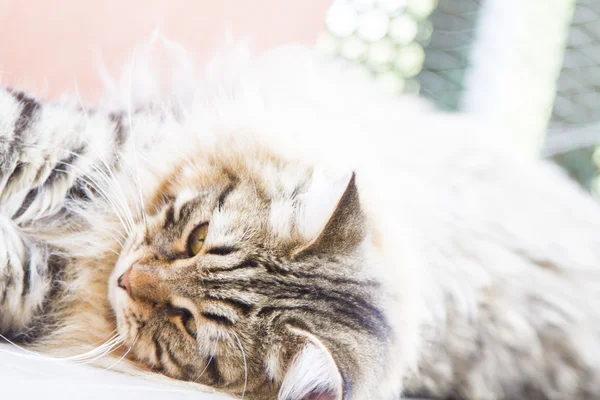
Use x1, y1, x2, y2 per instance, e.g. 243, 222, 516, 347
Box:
117, 267, 132, 297
115, 263, 172, 304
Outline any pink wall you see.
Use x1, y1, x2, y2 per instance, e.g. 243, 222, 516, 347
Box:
0, 0, 331, 101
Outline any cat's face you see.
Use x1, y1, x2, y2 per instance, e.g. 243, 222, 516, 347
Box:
108, 147, 392, 400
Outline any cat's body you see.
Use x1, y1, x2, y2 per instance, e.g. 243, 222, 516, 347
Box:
0, 44, 599, 400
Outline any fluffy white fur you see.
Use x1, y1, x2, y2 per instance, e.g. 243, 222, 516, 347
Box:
3, 36, 600, 399
279, 328, 343, 400
96, 39, 600, 398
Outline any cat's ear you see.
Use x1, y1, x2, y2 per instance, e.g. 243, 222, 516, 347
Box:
279, 329, 344, 400
294, 171, 365, 257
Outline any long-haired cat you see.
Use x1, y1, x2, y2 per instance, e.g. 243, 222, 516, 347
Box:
1, 41, 599, 400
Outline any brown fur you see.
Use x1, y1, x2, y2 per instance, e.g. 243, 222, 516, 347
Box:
25, 143, 392, 400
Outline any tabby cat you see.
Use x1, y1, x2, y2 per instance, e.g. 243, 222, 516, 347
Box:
1, 44, 599, 400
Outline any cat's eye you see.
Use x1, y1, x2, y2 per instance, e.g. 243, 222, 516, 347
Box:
168, 306, 197, 339
187, 223, 208, 256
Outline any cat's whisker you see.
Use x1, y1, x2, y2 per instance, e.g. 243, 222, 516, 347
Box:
126, 46, 150, 235
41, 170, 129, 245
116, 157, 144, 235
50, 335, 123, 362
16, 142, 135, 238
50, 167, 127, 245
123, 162, 147, 231
90, 329, 119, 346
66, 153, 137, 236
192, 354, 214, 383
52, 164, 131, 242
64, 163, 135, 238
71, 132, 139, 236
232, 332, 248, 400
0, 333, 60, 360
63, 206, 126, 249
73, 80, 89, 121
131, 142, 149, 234
78, 338, 126, 365
180, 154, 200, 174
68, 336, 124, 363
105, 247, 123, 257
106, 150, 143, 235
102, 332, 139, 371
60, 168, 135, 241
0, 333, 123, 363
193, 340, 219, 383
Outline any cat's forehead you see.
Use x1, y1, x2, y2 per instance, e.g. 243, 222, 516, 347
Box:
147, 158, 309, 245
161, 146, 310, 196
146, 143, 361, 252
165, 151, 311, 213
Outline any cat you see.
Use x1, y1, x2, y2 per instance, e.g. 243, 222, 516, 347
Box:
0, 42, 599, 400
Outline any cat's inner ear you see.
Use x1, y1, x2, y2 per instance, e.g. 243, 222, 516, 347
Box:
294, 171, 365, 257
278, 329, 344, 400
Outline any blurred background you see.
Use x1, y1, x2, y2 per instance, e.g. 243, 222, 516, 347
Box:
1, 0, 599, 198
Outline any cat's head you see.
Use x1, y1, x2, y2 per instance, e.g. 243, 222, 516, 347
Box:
108, 142, 398, 400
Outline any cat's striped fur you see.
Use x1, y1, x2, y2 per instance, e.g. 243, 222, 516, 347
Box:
0, 87, 126, 336
0, 83, 399, 399
1, 44, 600, 400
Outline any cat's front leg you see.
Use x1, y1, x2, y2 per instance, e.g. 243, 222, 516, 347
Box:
0, 87, 126, 224
0, 89, 44, 200
0, 214, 55, 338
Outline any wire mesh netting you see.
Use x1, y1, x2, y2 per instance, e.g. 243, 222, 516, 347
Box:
551, 0, 600, 130
548, 0, 600, 195
418, 0, 480, 111
319, 0, 600, 198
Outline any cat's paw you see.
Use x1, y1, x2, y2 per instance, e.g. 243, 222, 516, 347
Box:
0, 214, 52, 336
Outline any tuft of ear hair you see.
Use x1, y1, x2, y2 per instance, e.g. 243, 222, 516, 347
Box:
294, 171, 365, 257
279, 328, 344, 400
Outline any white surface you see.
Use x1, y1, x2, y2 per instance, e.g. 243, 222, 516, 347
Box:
0, 343, 233, 399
